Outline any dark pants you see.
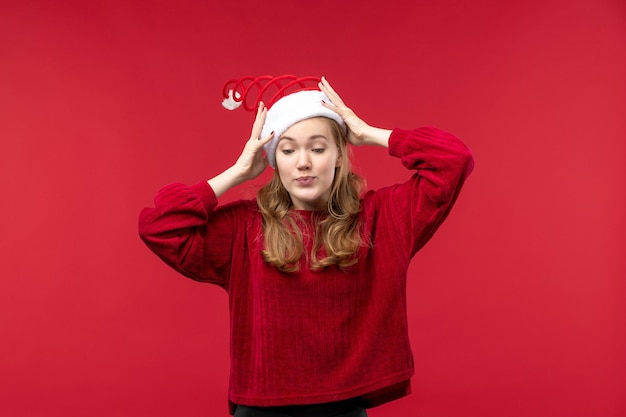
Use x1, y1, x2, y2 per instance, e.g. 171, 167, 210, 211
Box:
233, 398, 367, 417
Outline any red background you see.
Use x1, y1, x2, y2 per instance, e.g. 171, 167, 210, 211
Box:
1, 0, 625, 416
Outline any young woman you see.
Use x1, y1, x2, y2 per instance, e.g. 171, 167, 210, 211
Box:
138, 76, 474, 417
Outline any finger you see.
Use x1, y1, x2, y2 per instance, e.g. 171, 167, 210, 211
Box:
257, 130, 274, 145
320, 98, 338, 112
319, 76, 346, 107
249, 102, 267, 139
244, 131, 273, 161
320, 95, 349, 119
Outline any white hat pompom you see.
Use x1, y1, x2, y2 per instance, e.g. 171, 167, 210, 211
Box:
221, 89, 242, 110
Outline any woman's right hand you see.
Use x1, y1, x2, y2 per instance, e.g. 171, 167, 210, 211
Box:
208, 102, 274, 198
232, 101, 275, 181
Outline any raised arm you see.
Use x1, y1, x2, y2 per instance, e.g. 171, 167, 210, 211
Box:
374, 127, 474, 261
320, 76, 473, 260
319, 76, 392, 149
138, 103, 273, 287
208, 101, 275, 197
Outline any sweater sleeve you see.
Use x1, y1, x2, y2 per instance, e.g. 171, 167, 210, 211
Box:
138, 180, 247, 289
366, 127, 474, 262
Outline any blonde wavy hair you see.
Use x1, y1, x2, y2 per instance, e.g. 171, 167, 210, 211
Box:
256, 117, 365, 272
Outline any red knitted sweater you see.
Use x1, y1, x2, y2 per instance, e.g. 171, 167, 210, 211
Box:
138, 127, 473, 413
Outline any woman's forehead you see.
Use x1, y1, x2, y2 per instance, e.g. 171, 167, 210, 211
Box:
280, 118, 334, 142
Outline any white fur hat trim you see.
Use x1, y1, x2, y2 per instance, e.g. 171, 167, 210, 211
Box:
261, 90, 346, 168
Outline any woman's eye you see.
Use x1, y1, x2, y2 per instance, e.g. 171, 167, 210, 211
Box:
312, 148, 325, 153
282, 149, 294, 155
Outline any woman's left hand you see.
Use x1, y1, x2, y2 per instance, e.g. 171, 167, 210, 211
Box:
319, 76, 370, 146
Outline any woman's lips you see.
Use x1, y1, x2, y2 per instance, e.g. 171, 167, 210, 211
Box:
296, 176, 315, 185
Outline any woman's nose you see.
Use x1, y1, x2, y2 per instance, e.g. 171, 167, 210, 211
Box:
296, 150, 311, 170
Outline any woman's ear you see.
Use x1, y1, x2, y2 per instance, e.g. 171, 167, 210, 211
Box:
335, 152, 342, 167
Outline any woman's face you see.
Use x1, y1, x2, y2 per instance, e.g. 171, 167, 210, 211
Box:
275, 117, 341, 210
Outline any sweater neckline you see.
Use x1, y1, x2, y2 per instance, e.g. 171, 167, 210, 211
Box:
292, 209, 324, 214
289, 209, 327, 220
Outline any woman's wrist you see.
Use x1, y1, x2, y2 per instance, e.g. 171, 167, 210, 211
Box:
359, 126, 391, 148
207, 166, 246, 198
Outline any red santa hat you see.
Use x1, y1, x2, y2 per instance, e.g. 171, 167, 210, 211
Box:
221, 75, 346, 168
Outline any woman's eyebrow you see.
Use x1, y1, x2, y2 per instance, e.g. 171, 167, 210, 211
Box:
279, 135, 328, 141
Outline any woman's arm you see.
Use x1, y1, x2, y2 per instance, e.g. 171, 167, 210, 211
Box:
208, 101, 275, 197
319, 76, 392, 149
320, 76, 473, 260
373, 127, 474, 261
138, 103, 273, 286
138, 181, 238, 287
